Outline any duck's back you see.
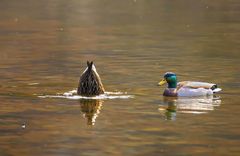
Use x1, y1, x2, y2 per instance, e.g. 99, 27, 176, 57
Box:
179, 81, 217, 89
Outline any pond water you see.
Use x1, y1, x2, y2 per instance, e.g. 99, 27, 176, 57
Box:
0, 0, 240, 155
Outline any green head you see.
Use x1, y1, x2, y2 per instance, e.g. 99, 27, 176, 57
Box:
158, 72, 177, 88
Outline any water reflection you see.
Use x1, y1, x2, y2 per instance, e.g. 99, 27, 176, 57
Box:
159, 96, 221, 120
79, 99, 103, 125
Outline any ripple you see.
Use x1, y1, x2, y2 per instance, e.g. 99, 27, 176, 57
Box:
38, 89, 134, 100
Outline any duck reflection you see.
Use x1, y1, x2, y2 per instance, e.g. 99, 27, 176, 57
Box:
159, 96, 221, 120
159, 97, 177, 120
79, 99, 103, 125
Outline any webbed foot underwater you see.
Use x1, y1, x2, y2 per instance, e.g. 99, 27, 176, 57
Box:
77, 61, 105, 96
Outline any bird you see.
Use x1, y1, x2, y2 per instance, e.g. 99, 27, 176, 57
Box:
77, 61, 105, 96
158, 72, 222, 97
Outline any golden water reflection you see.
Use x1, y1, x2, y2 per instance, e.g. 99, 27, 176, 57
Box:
79, 99, 103, 125
159, 96, 221, 120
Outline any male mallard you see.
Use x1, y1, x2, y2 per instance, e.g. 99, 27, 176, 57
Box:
158, 72, 222, 97
77, 61, 105, 96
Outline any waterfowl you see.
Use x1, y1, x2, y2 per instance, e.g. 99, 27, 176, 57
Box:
158, 72, 222, 97
77, 61, 105, 96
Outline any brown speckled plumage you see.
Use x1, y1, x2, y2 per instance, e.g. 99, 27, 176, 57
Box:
77, 61, 105, 96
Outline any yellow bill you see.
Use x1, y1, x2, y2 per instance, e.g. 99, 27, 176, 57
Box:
158, 79, 167, 86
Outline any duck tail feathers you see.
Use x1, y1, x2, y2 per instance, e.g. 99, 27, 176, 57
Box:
87, 61, 93, 70
213, 88, 222, 93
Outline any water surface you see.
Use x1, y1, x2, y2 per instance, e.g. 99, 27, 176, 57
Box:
0, 0, 240, 156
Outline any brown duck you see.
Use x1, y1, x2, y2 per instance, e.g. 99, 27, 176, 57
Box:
77, 61, 105, 96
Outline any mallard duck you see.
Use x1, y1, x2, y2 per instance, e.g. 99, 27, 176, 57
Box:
77, 61, 105, 96
158, 72, 222, 97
